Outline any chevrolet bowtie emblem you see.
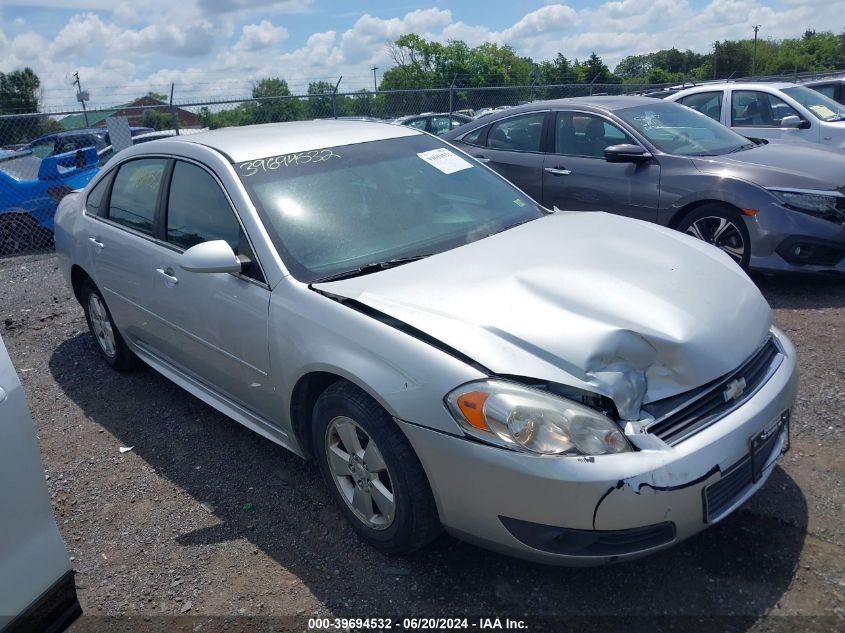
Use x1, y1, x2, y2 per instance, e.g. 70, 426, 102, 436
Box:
723, 377, 747, 402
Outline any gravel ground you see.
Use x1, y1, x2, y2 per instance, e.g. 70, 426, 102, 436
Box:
1, 252, 844, 632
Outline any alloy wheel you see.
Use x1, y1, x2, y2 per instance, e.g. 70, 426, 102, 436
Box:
88, 294, 116, 358
684, 215, 746, 264
325, 416, 395, 530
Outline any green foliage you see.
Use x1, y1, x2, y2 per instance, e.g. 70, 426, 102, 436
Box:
0, 67, 64, 145
616, 31, 845, 82
247, 77, 302, 123
307, 81, 336, 119
146, 91, 169, 102
142, 109, 173, 131
134, 27, 845, 135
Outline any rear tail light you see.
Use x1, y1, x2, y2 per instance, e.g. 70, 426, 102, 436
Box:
47, 185, 74, 202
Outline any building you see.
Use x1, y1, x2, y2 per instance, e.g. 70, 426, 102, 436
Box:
60, 96, 201, 130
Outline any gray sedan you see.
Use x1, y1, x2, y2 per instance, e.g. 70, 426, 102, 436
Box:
54, 120, 796, 564
443, 97, 845, 274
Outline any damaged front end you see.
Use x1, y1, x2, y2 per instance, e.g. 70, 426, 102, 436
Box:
313, 212, 774, 428
397, 326, 796, 564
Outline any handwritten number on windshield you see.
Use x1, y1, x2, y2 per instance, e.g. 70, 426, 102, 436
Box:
239, 148, 341, 177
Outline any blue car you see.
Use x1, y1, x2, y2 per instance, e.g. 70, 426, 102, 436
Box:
0, 146, 99, 255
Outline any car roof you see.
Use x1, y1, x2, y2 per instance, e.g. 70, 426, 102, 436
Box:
157, 120, 421, 163
674, 82, 796, 95
487, 95, 673, 113
803, 76, 845, 86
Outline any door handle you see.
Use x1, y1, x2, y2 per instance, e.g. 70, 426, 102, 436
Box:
475, 155, 490, 163
156, 268, 179, 286
88, 237, 104, 251
544, 167, 571, 176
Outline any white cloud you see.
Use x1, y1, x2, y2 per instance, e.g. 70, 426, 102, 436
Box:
234, 19, 288, 51
196, 0, 310, 14
2, 0, 844, 109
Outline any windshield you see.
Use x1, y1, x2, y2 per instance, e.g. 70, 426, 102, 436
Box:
617, 102, 754, 156
237, 134, 544, 282
782, 86, 845, 122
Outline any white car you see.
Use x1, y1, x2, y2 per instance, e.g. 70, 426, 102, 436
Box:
0, 334, 80, 631
667, 82, 845, 150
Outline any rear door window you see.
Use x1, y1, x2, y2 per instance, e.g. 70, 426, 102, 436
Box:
487, 113, 546, 152
107, 158, 167, 235
678, 92, 723, 121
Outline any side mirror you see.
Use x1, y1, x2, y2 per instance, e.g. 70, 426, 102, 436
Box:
604, 144, 652, 163
780, 115, 803, 129
180, 240, 242, 274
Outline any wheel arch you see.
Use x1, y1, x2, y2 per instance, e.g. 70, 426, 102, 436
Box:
70, 264, 92, 302
667, 199, 744, 230
290, 371, 359, 459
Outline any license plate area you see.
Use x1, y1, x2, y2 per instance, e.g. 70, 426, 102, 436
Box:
703, 409, 789, 523
750, 409, 790, 483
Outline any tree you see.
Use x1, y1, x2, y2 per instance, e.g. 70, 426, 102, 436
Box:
0, 67, 50, 145
247, 77, 302, 123
143, 109, 173, 130
306, 81, 335, 119
146, 91, 169, 102
584, 52, 617, 84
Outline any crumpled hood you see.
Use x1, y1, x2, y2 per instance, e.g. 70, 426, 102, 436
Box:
691, 142, 845, 190
314, 212, 772, 419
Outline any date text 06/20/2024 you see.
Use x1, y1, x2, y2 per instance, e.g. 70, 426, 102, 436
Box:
307, 617, 528, 630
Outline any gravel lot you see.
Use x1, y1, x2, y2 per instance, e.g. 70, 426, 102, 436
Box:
2, 252, 844, 632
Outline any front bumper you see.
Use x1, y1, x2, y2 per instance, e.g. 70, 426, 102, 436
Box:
400, 329, 798, 565
746, 201, 845, 275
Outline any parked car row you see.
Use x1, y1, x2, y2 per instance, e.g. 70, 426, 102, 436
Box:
444, 96, 844, 275
666, 82, 845, 150
54, 118, 798, 566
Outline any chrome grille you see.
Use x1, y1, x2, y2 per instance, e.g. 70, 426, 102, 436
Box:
646, 337, 782, 446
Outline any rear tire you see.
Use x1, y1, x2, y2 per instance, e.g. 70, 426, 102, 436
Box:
80, 279, 138, 371
312, 381, 442, 554
0, 213, 38, 256
676, 204, 751, 270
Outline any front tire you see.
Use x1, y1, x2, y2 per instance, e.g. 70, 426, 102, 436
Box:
676, 204, 751, 270
312, 381, 442, 554
80, 279, 138, 371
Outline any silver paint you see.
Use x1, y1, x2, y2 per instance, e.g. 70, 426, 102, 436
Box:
54, 121, 797, 565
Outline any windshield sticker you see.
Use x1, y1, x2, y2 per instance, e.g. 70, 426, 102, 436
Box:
239, 148, 341, 177
417, 148, 472, 174
809, 105, 836, 120
513, 198, 526, 207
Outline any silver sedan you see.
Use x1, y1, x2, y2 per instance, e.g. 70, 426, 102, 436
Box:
54, 120, 797, 564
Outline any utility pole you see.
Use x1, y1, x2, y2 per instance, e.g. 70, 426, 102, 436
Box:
713, 41, 718, 79
751, 25, 761, 77
73, 71, 90, 127
371, 65, 379, 92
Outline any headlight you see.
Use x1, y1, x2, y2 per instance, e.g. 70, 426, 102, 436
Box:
445, 380, 631, 456
768, 189, 844, 217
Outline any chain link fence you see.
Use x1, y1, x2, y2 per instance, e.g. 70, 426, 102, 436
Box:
1, 72, 843, 258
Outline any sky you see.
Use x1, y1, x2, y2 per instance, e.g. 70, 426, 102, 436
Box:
0, 0, 843, 110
